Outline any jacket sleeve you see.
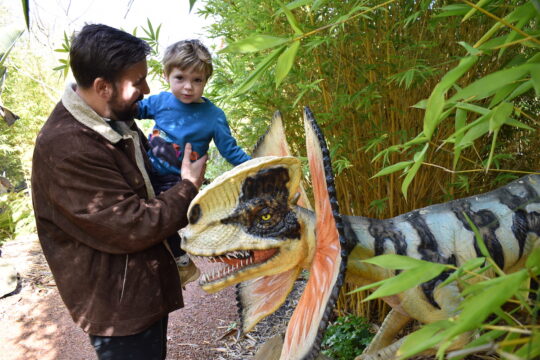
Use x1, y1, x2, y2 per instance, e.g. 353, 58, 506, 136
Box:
45, 146, 198, 254
213, 110, 251, 166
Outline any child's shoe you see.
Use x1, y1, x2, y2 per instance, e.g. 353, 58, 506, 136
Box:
176, 254, 201, 286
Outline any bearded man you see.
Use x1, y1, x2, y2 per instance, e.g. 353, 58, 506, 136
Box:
31, 24, 207, 360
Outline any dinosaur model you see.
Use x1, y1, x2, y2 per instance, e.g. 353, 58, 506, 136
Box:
180, 107, 540, 360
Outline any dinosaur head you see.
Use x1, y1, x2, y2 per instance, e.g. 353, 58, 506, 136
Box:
181, 156, 312, 293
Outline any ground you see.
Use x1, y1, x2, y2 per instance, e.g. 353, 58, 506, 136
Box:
0, 234, 296, 360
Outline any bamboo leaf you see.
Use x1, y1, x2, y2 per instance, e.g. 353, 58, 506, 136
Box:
462, 0, 494, 22
189, 0, 197, 12
507, 80, 533, 101
362, 254, 437, 270
276, 0, 312, 12
397, 321, 451, 359
525, 247, 540, 274
485, 129, 498, 172
445, 271, 527, 339
438, 257, 486, 288
221, 35, 289, 54
0, 27, 25, 66
401, 144, 428, 199
456, 119, 489, 149
453, 107, 467, 169
498, 14, 533, 59
231, 46, 285, 96
412, 99, 427, 109
424, 56, 477, 139
449, 65, 532, 103
505, 118, 533, 131
455, 102, 490, 115
21, 0, 29, 28
531, 68, 540, 96
489, 102, 513, 133
278, 1, 304, 35
458, 41, 482, 56
434, 4, 469, 18
365, 263, 446, 301
275, 41, 300, 87
371, 161, 413, 178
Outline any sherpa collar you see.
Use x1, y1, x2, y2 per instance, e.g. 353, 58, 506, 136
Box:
61, 84, 155, 199
61, 84, 124, 144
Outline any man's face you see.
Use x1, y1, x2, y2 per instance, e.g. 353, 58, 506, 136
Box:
108, 60, 150, 121
166, 66, 207, 104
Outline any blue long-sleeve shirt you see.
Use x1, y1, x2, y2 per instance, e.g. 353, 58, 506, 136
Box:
137, 92, 251, 168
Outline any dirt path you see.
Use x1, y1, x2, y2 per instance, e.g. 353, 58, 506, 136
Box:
0, 235, 240, 360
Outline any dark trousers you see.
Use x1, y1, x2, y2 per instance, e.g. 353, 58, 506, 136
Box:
89, 316, 168, 360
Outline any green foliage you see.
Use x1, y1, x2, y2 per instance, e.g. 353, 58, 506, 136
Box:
0, 39, 60, 242
321, 314, 373, 360
357, 247, 540, 359
0, 191, 34, 245
199, 0, 539, 222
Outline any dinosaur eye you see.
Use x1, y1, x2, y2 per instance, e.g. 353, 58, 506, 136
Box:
261, 213, 272, 221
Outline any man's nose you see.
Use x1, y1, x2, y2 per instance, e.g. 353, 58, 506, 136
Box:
142, 80, 150, 94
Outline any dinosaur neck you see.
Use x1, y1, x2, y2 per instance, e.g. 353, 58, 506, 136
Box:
295, 206, 318, 269
342, 215, 391, 284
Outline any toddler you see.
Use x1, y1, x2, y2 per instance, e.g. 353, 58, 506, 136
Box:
137, 39, 251, 286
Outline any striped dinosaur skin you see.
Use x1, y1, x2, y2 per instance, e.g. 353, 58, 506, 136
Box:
181, 108, 540, 360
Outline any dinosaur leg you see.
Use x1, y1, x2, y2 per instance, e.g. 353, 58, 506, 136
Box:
358, 309, 411, 359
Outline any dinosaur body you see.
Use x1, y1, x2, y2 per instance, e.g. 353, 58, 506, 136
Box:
181, 108, 540, 359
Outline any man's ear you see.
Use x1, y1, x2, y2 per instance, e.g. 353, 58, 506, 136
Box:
94, 77, 113, 100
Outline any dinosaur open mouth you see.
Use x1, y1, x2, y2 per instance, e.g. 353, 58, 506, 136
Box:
190, 248, 279, 285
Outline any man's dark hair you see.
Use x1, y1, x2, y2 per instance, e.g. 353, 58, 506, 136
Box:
69, 24, 151, 88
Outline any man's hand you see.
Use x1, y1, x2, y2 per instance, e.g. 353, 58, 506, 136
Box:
181, 143, 207, 189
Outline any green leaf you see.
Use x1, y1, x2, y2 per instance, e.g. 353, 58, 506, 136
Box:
455, 102, 490, 115
526, 247, 540, 274
438, 257, 486, 288
434, 4, 470, 18
278, 1, 304, 35
401, 143, 428, 199
449, 65, 531, 102
0, 26, 25, 66
275, 40, 300, 87
445, 271, 528, 339
412, 99, 427, 109
231, 46, 285, 96
456, 115, 489, 149
365, 263, 446, 301
397, 321, 451, 359
276, 0, 313, 13
189, 0, 197, 12
507, 80, 534, 101
423, 56, 477, 138
489, 101, 513, 133
21, 0, 30, 28
462, 0, 494, 22
371, 161, 413, 178
505, 117, 533, 131
458, 41, 482, 56
531, 68, 540, 96
362, 254, 438, 270
220, 35, 289, 53
453, 107, 467, 169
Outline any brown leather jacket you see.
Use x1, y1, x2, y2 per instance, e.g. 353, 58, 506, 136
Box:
31, 86, 198, 336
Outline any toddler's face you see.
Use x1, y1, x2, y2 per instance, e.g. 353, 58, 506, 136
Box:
166, 67, 207, 104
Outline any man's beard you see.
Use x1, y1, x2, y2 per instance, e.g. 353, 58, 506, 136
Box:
108, 86, 144, 122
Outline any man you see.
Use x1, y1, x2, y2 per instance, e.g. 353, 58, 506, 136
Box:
31, 24, 207, 360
